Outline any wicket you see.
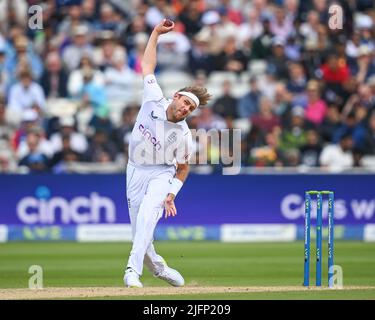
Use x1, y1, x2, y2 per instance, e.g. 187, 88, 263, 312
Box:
303, 190, 335, 287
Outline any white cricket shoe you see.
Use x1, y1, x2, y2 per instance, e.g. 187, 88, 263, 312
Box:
124, 268, 143, 288
155, 265, 185, 287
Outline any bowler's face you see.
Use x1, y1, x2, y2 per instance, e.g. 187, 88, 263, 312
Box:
172, 94, 197, 121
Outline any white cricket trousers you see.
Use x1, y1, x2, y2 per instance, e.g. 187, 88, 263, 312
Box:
126, 162, 175, 276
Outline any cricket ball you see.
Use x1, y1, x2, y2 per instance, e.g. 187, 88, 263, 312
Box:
163, 19, 173, 27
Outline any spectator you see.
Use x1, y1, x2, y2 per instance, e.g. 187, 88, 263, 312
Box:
212, 80, 238, 128
0, 0, 27, 34
320, 53, 351, 89
267, 37, 290, 80
355, 14, 375, 50
237, 77, 262, 118
320, 133, 354, 171
217, 0, 243, 25
178, 0, 203, 37
18, 129, 50, 173
284, 0, 299, 21
111, 105, 139, 153
250, 96, 280, 133
85, 129, 117, 162
301, 35, 324, 79
363, 110, 375, 154
299, 129, 322, 167
128, 32, 148, 74
40, 51, 68, 99
156, 31, 190, 72
284, 34, 302, 61
250, 130, 282, 167
346, 30, 362, 59
196, 106, 227, 131
196, 11, 225, 56
67, 55, 105, 98
62, 25, 94, 71
279, 107, 308, 152
357, 83, 374, 109
49, 135, 84, 174
8, 69, 46, 115
0, 149, 17, 173
299, 11, 320, 45
58, 4, 91, 40
259, 66, 279, 100
304, 80, 327, 125
282, 148, 301, 166
17, 125, 53, 160
88, 107, 114, 137
241, 125, 264, 166
93, 3, 127, 36
145, 0, 173, 28
81, 71, 109, 119
368, 76, 375, 108
5, 35, 44, 82
211, 35, 248, 73
333, 112, 367, 151
49, 117, 88, 154
319, 104, 342, 143
270, 6, 293, 41
93, 31, 127, 71
310, 0, 330, 23
332, 76, 359, 110
251, 17, 273, 59
11, 109, 40, 151
104, 50, 136, 104
0, 99, 15, 151
353, 45, 375, 84
287, 62, 307, 94
188, 32, 213, 76
238, 8, 263, 47
82, 0, 98, 25
0, 41, 8, 95
216, 8, 239, 40
273, 82, 293, 127
121, 14, 151, 53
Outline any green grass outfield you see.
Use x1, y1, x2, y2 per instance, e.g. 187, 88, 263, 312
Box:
0, 241, 375, 299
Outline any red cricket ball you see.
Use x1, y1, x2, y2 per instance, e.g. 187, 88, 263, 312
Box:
163, 19, 173, 27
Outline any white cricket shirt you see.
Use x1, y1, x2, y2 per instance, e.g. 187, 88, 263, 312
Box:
128, 74, 193, 167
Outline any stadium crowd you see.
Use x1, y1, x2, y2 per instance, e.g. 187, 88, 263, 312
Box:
0, 0, 374, 173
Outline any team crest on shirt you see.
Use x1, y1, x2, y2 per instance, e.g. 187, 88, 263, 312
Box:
167, 131, 177, 144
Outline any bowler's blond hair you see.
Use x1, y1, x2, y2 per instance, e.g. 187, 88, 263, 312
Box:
178, 86, 212, 106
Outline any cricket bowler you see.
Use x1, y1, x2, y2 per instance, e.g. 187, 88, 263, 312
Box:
124, 19, 211, 288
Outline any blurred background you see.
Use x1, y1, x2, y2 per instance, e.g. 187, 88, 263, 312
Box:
0, 0, 374, 245
0, 0, 374, 174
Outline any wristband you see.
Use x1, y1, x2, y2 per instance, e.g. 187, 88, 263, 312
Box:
169, 178, 183, 196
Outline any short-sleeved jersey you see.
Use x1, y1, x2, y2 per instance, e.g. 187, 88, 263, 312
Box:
128, 74, 193, 167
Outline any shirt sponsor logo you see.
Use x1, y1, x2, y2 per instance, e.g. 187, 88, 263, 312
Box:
138, 124, 162, 151
150, 111, 158, 120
